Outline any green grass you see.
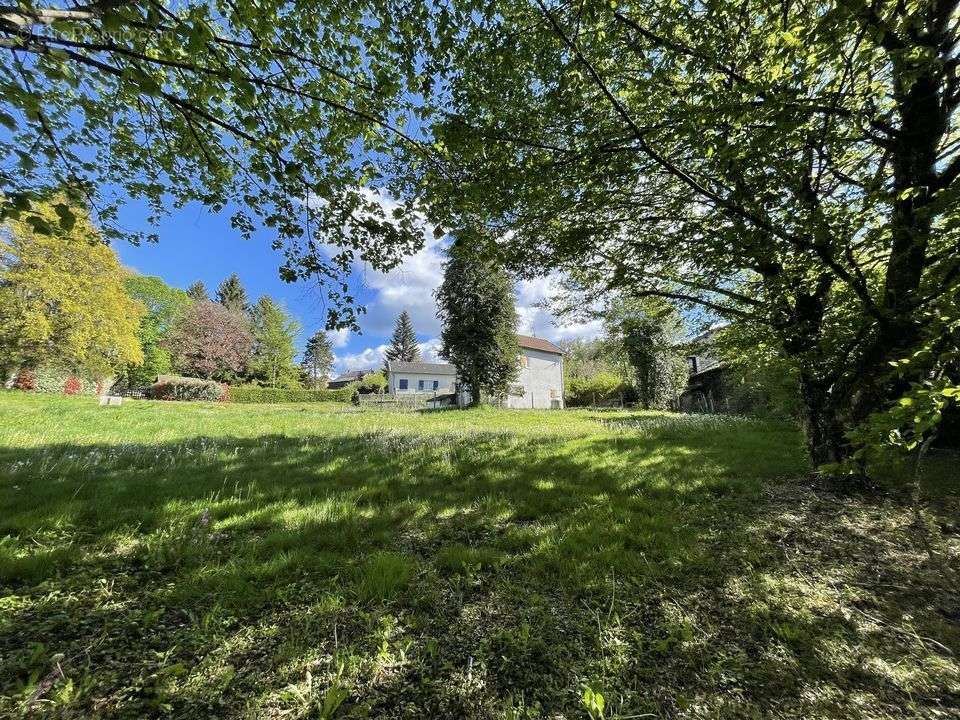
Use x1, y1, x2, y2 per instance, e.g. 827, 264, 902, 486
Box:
0, 392, 957, 718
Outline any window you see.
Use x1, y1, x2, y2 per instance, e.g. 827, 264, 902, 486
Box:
433, 380, 439, 390
398, 379, 408, 390
418, 379, 424, 391
687, 356, 699, 374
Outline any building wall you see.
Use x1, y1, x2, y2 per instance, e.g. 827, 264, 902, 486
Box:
506, 348, 564, 409
388, 371, 455, 394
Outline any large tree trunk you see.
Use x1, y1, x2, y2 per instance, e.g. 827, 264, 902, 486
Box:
798, 374, 848, 468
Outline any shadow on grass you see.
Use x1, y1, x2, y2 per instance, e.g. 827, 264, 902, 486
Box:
4, 420, 955, 718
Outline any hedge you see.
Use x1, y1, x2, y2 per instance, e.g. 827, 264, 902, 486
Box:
152, 376, 228, 402
229, 384, 355, 404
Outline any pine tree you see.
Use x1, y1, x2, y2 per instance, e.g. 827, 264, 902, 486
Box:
383, 311, 421, 369
435, 240, 519, 406
186, 281, 209, 302
302, 331, 335, 387
216, 273, 249, 315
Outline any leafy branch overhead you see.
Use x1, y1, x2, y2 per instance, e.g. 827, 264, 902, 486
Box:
0, 0, 448, 328
409, 0, 960, 469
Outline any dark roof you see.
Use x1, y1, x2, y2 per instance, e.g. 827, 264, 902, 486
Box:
330, 370, 369, 382
517, 334, 563, 354
387, 361, 457, 375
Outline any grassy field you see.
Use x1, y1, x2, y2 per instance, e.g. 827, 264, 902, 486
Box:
0, 392, 958, 719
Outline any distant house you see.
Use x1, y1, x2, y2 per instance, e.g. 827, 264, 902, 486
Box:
327, 370, 370, 389
384, 334, 565, 409
386, 361, 457, 395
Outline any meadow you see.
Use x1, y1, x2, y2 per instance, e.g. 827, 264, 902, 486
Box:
0, 392, 958, 719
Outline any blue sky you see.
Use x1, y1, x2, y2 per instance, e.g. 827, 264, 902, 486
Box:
114, 194, 603, 372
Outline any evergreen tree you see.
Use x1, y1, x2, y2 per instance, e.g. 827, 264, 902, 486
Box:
301, 331, 335, 388
383, 311, 421, 369
435, 240, 519, 406
249, 296, 300, 388
216, 273, 249, 315
186, 281, 209, 302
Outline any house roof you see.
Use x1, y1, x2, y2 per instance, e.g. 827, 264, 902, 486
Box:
517, 334, 563, 354
387, 361, 457, 375
330, 370, 369, 382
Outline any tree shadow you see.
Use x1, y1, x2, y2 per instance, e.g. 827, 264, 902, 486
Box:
1, 421, 955, 717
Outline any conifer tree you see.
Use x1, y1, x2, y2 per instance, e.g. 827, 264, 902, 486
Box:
249, 296, 300, 387
186, 281, 209, 302
435, 240, 519, 406
302, 331, 335, 387
383, 311, 421, 369
216, 273, 249, 315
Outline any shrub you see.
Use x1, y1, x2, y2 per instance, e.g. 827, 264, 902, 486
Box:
13, 369, 34, 391
151, 376, 228, 402
228, 384, 354, 404
63, 375, 82, 395
13, 367, 102, 395
566, 372, 628, 407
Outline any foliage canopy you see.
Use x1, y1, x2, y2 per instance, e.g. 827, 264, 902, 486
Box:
0, 199, 144, 376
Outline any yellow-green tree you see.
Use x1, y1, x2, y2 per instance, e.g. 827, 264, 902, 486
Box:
0, 200, 144, 377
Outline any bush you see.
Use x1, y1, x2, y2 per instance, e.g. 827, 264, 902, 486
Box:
13, 367, 104, 395
566, 372, 628, 407
228, 384, 355, 404
151, 376, 228, 402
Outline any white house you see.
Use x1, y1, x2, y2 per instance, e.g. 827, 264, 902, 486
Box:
385, 361, 458, 395
507, 335, 564, 409
384, 335, 564, 409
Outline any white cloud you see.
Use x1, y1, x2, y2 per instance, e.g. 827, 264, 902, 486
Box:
356, 229, 447, 338
515, 275, 604, 342
335, 344, 387, 371
418, 337, 444, 362
326, 328, 351, 349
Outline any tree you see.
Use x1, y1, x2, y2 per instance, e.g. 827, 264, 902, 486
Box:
216, 274, 249, 316
608, 297, 687, 411
410, 0, 960, 473
301, 331, 335, 388
249, 296, 300, 388
186, 281, 210, 303
435, 240, 519, 406
383, 310, 421, 369
0, 199, 144, 377
166, 300, 252, 380
123, 275, 191, 385
0, 0, 436, 328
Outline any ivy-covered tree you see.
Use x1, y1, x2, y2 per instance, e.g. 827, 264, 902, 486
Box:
610, 298, 687, 410
0, 199, 144, 378
383, 311, 421, 369
186, 281, 210, 303
166, 300, 252, 380
123, 275, 191, 386
435, 240, 519, 406
410, 0, 960, 473
249, 296, 300, 388
301, 330, 335, 388
0, 0, 435, 328
216, 273, 249, 316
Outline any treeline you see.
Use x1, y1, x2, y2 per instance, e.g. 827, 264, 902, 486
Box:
0, 200, 335, 394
